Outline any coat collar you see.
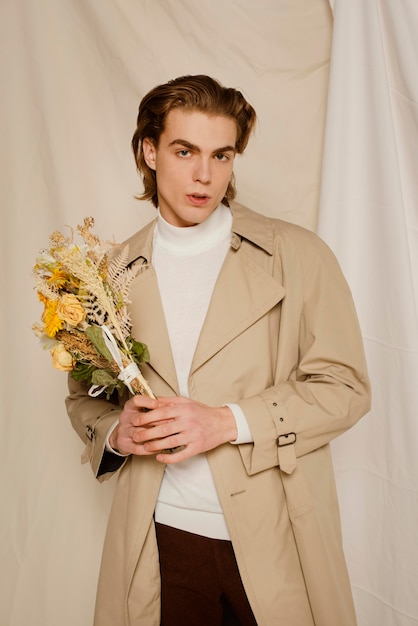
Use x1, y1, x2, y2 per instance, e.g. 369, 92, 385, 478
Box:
125, 201, 275, 267
229, 201, 276, 255
125, 202, 284, 392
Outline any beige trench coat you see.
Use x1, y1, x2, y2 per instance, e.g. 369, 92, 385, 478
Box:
67, 202, 371, 626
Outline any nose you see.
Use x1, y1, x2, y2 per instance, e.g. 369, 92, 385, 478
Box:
193, 157, 211, 184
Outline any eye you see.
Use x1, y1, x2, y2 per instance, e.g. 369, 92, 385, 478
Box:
177, 149, 191, 158
214, 153, 230, 162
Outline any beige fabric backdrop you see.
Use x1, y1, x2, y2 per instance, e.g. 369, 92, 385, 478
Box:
0, 2, 331, 624
1, 1, 416, 625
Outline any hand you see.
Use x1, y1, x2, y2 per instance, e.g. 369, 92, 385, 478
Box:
109, 395, 238, 464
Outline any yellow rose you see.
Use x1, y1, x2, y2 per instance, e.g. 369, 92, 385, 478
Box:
51, 343, 74, 371
57, 293, 85, 326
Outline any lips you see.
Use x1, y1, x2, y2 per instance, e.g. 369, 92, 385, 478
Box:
187, 193, 210, 206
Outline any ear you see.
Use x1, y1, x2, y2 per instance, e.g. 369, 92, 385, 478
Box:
142, 138, 157, 171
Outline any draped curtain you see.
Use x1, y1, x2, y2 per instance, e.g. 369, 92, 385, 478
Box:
0, 1, 416, 624
319, 1, 418, 624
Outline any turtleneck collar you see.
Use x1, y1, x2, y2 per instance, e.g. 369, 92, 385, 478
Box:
154, 204, 232, 255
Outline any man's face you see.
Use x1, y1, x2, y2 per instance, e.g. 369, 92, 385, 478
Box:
142, 109, 237, 227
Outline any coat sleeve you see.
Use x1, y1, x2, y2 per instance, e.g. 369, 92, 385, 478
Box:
65, 376, 129, 481
237, 231, 371, 476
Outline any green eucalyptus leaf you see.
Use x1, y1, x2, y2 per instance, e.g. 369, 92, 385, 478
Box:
85, 325, 113, 362
91, 369, 117, 387
131, 339, 150, 364
71, 362, 96, 382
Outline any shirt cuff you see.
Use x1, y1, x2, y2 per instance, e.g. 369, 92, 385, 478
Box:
225, 403, 254, 444
105, 418, 130, 457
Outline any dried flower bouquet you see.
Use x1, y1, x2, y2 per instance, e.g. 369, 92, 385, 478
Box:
33, 217, 154, 399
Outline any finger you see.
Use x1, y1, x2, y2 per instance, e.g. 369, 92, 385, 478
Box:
155, 445, 190, 464
119, 408, 149, 429
156, 396, 192, 408
121, 436, 186, 459
134, 419, 179, 446
115, 435, 159, 457
120, 399, 167, 428
135, 405, 180, 428
127, 395, 163, 411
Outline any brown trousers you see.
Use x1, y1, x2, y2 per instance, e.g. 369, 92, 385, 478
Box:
155, 523, 258, 626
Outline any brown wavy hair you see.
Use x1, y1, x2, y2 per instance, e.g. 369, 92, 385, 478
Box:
131, 75, 257, 208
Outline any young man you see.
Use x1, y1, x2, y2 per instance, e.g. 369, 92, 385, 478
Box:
66, 75, 371, 626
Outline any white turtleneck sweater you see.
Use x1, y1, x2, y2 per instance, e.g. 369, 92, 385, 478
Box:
152, 204, 252, 540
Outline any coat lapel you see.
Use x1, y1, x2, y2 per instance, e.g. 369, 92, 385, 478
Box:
191, 243, 285, 373
125, 221, 179, 394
